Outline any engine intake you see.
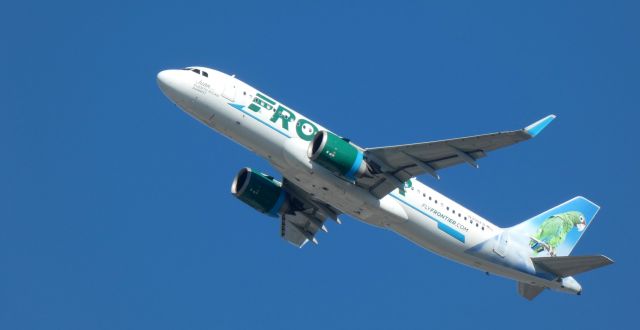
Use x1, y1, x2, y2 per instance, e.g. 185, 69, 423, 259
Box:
307, 130, 368, 180
231, 167, 288, 216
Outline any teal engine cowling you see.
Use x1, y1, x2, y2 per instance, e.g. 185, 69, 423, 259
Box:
231, 168, 288, 216
307, 130, 369, 180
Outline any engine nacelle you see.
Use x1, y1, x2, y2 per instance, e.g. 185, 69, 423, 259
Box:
231, 168, 288, 216
307, 130, 368, 180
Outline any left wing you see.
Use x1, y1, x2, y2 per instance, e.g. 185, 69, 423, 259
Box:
280, 179, 342, 248
357, 115, 556, 198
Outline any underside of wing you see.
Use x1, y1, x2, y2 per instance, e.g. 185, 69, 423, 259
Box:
280, 179, 342, 248
356, 115, 556, 198
281, 212, 323, 247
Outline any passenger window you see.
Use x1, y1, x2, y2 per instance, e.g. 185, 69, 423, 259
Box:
202, 71, 209, 77
193, 69, 201, 74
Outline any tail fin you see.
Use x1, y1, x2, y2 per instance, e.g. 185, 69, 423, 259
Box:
511, 196, 600, 257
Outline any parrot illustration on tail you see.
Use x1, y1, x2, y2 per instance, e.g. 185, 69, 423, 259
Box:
529, 211, 586, 256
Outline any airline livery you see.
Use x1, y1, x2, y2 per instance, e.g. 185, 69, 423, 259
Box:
157, 66, 612, 300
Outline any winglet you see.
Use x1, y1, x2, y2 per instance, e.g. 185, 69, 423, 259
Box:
524, 114, 556, 137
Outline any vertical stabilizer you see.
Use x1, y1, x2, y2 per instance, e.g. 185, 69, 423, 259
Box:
510, 196, 600, 257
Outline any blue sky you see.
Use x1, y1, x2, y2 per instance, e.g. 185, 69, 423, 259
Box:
2, 1, 639, 329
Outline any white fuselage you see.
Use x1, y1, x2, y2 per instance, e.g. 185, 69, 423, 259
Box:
157, 67, 575, 293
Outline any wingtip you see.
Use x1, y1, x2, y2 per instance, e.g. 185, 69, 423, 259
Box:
600, 255, 615, 265
524, 114, 556, 137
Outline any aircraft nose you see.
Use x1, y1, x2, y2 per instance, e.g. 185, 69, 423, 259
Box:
157, 69, 193, 107
157, 69, 189, 103
156, 70, 175, 95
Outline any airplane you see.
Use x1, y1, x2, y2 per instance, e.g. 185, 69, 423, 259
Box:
157, 66, 613, 300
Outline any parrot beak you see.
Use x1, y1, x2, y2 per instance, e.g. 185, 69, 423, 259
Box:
577, 216, 586, 232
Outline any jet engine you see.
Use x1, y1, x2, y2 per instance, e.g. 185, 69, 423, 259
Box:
307, 130, 370, 180
231, 167, 288, 216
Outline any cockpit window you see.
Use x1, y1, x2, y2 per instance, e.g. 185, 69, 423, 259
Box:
183, 67, 209, 77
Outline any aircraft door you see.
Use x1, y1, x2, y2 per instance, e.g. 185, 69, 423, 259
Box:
222, 79, 236, 102
493, 231, 509, 257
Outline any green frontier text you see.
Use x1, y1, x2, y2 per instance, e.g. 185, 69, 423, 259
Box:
248, 93, 319, 141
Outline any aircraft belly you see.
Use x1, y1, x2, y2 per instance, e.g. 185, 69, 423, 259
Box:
388, 216, 462, 258
387, 219, 557, 287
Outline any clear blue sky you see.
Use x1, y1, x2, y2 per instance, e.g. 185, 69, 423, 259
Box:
2, 1, 639, 329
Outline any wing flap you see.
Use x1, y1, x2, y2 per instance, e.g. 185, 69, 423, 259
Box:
281, 214, 314, 248
279, 178, 342, 248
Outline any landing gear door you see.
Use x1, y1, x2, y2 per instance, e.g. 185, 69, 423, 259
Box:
493, 231, 509, 257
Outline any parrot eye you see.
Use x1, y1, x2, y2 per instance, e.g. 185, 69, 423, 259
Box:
580, 216, 585, 222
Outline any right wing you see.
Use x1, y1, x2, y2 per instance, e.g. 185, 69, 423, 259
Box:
357, 115, 556, 198
280, 179, 342, 248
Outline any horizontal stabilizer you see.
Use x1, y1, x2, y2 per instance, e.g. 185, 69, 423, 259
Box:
532, 255, 614, 277
517, 282, 545, 300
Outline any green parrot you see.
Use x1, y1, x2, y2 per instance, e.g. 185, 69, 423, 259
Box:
529, 211, 586, 256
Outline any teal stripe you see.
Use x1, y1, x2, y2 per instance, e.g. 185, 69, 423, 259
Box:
268, 190, 286, 216
437, 222, 466, 242
389, 193, 465, 243
345, 150, 363, 180
228, 103, 291, 138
